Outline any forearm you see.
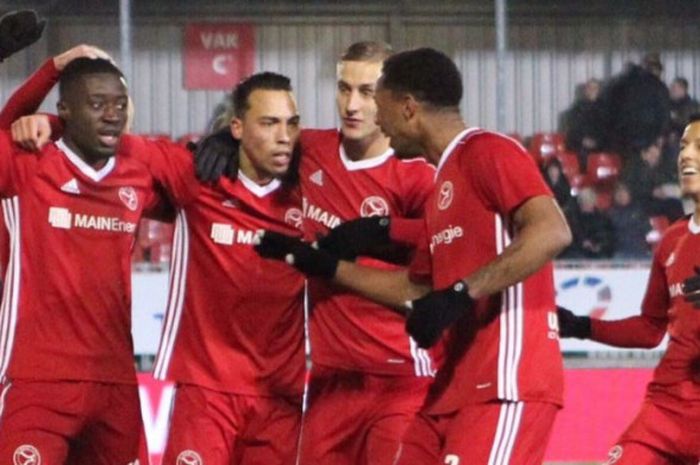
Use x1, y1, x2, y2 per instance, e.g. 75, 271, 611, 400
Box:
0, 59, 58, 128
590, 315, 667, 348
333, 261, 430, 310
466, 196, 571, 298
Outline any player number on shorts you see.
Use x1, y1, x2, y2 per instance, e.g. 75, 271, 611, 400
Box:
444, 454, 460, 465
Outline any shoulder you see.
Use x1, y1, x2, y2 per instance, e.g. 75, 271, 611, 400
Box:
657, 216, 691, 256
300, 128, 340, 148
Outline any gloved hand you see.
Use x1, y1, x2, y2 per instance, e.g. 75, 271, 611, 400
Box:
254, 230, 339, 278
682, 266, 700, 309
317, 216, 391, 260
191, 128, 238, 182
0, 10, 45, 62
405, 280, 474, 349
556, 306, 591, 339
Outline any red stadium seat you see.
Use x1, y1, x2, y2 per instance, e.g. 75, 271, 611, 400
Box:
136, 219, 175, 263
556, 151, 581, 182
529, 132, 565, 166
645, 215, 670, 252
586, 152, 622, 186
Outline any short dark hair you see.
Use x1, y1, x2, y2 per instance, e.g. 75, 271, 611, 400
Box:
673, 77, 689, 90
341, 41, 392, 62
232, 72, 292, 119
688, 113, 700, 124
59, 58, 125, 98
380, 47, 462, 108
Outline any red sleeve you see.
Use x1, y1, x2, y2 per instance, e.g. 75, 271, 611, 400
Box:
589, 235, 670, 348
118, 134, 200, 207
0, 59, 59, 129
0, 130, 30, 196
467, 134, 552, 216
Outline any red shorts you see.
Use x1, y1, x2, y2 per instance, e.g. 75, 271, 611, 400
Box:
299, 366, 431, 465
602, 400, 700, 465
162, 384, 302, 465
396, 401, 558, 465
0, 380, 142, 465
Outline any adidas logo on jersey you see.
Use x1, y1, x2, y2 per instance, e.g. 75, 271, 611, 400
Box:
221, 199, 238, 208
60, 178, 81, 194
309, 169, 324, 186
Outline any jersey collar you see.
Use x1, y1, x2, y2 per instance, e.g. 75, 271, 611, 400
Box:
339, 144, 394, 171
689, 214, 700, 234
435, 127, 482, 179
237, 170, 281, 197
56, 138, 116, 182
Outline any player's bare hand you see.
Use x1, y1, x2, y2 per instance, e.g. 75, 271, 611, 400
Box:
53, 44, 112, 71
11, 114, 51, 151
682, 266, 700, 309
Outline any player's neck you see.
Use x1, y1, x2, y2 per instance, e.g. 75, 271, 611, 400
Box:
238, 151, 274, 186
421, 115, 468, 164
341, 131, 390, 161
62, 137, 109, 170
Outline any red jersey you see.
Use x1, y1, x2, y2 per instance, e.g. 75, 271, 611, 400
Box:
0, 134, 161, 384
413, 128, 563, 414
592, 217, 700, 412
121, 136, 306, 397
300, 129, 436, 377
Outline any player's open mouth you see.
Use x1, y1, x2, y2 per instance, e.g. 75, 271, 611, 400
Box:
682, 167, 698, 176
97, 131, 120, 147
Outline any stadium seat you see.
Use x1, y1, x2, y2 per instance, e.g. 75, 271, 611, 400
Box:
528, 132, 565, 166
556, 151, 581, 182
136, 219, 175, 264
645, 215, 670, 252
586, 152, 622, 186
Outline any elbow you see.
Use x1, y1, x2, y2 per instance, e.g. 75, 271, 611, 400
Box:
550, 222, 573, 257
640, 330, 665, 349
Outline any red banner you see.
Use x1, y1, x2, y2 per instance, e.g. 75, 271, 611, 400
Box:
183, 23, 255, 90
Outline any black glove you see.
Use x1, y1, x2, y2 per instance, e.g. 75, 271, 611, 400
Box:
0, 10, 45, 62
556, 306, 591, 339
682, 266, 700, 309
317, 216, 391, 260
254, 230, 339, 278
192, 128, 238, 182
405, 280, 474, 349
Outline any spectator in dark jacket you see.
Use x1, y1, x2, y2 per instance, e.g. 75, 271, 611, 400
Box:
669, 77, 700, 140
599, 53, 671, 158
561, 78, 606, 169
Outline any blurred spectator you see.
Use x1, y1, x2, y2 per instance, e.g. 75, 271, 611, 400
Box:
669, 77, 700, 140
609, 183, 651, 259
560, 78, 606, 168
622, 137, 677, 209
563, 187, 616, 259
598, 52, 671, 159
541, 158, 574, 214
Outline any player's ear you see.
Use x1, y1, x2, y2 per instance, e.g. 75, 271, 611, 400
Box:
57, 99, 70, 120
402, 94, 418, 121
230, 117, 243, 141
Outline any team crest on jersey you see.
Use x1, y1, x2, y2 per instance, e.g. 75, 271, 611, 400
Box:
437, 181, 454, 210
284, 208, 303, 229
118, 187, 139, 211
13, 445, 41, 465
176, 450, 202, 465
603, 445, 623, 464
360, 196, 389, 217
